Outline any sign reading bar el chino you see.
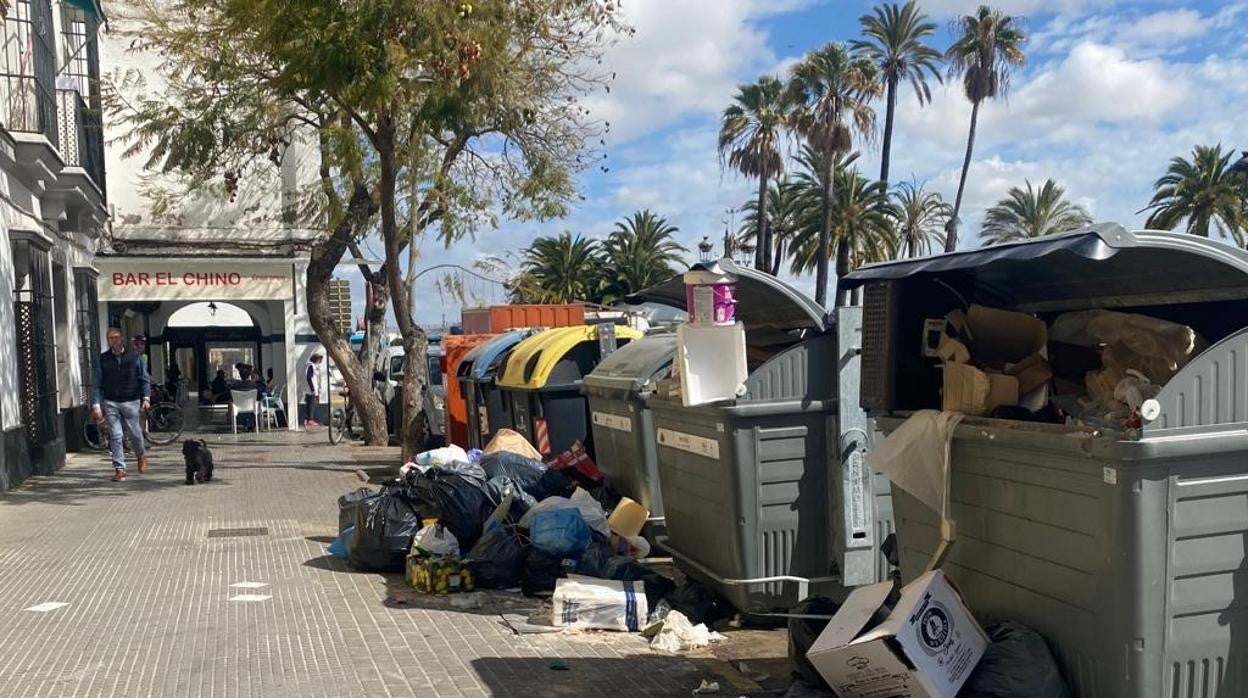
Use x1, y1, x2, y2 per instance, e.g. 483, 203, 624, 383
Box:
96, 260, 295, 302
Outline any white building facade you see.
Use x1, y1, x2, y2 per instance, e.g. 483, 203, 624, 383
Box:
98, 8, 326, 434
0, 0, 108, 491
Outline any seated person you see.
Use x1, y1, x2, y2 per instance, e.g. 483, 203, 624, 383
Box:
210, 369, 231, 403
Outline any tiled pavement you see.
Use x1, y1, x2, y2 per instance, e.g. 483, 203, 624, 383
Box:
0, 430, 771, 697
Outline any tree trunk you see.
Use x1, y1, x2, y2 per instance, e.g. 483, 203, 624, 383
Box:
305, 184, 388, 445
947, 99, 981, 253
816, 152, 835, 307
771, 238, 784, 276
879, 73, 898, 189
755, 172, 769, 272
377, 121, 431, 462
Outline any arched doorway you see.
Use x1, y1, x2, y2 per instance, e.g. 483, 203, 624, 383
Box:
164, 302, 262, 402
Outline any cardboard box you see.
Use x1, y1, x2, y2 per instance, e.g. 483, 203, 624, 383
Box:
807, 570, 988, 698
940, 305, 1050, 415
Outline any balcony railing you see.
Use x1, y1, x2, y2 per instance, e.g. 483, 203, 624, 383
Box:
56, 88, 105, 198
0, 0, 59, 148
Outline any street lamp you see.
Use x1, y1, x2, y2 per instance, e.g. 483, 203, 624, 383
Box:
697, 236, 715, 263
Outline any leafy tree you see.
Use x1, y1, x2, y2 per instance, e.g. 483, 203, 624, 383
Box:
943, 5, 1026, 252
738, 179, 817, 275
106, 0, 622, 457
891, 180, 951, 257
981, 179, 1092, 246
788, 151, 897, 275
787, 43, 880, 307
520, 232, 605, 304
718, 76, 791, 273
851, 1, 943, 189
601, 211, 687, 302
1143, 144, 1247, 245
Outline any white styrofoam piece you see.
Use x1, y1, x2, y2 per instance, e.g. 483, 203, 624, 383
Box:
677, 322, 747, 407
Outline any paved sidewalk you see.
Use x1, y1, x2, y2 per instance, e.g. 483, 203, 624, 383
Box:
0, 430, 770, 697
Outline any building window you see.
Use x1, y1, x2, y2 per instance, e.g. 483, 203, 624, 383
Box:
74, 268, 99, 405
0, 0, 58, 146
58, 4, 96, 104
12, 237, 58, 447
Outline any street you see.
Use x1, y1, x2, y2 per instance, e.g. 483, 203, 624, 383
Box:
0, 432, 775, 697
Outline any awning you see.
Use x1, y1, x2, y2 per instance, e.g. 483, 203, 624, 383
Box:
64, 0, 105, 22
841, 224, 1248, 313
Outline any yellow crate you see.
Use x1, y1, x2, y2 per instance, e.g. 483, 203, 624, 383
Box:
406, 555, 475, 594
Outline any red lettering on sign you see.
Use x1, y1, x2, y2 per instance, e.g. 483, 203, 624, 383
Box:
113, 273, 125, 285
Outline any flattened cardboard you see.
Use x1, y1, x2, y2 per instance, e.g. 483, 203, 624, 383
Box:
807, 570, 988, 698
941, 364, 1018, 416
963, 305, 1047, 367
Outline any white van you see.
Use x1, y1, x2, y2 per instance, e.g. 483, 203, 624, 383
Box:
374, 341, 446, 442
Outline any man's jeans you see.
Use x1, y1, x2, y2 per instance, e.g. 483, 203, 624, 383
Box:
102, 399, 145, 471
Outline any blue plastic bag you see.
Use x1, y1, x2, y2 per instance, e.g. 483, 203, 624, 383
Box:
328, 526, 355, 559
530, 508, 591, 557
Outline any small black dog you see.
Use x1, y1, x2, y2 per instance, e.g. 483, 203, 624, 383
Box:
182, 439, 214, 485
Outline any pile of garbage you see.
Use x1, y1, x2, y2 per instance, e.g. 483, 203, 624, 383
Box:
327, 428, 718, 640
929, 304, 1204, 434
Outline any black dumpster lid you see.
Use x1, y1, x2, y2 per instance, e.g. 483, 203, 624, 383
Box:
628, 259, 828, 335
841, 223, 1248, 312
583, 333, 677, 395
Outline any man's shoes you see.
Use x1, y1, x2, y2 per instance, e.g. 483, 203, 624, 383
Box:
112, 469, 126, 482
137, 455, 149, 474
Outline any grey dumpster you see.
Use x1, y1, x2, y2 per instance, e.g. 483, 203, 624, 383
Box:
582, 333, 677, 537
842, 223, 1248, 698
456, 330, 535, 450
633, 261, 893, 613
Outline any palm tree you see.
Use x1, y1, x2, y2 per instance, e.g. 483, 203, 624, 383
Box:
601, 210, 688, 302
738, 179, 817, 275
788, 43, 881, 307
789, 160, 897, 276
1143, 144, 1247, 245
980, 179, 1092, 246
851, 1, 943, 189
520, 232, 605, 303
943, 5, 1026, 252
718, 76, 791, 273
891, 180, 951, 257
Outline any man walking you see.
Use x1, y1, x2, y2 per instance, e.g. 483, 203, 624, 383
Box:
92, 327, 151, 481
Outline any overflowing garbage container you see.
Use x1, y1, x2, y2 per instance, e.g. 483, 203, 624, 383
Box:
582, 333, 677, 538
843, 223, 1248, 698
633, 260, 893, 612
456, 330, 536, 450
496, 324, 641, 458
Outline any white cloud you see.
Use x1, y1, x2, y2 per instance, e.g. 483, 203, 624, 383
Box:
1126, 9, 1206, 43
919, 0, 1120, 18
584, 0, 796, 143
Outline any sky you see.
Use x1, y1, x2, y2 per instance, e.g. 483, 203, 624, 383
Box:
346, 0, 1248, 328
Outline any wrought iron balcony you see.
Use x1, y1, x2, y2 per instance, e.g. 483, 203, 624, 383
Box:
0, 0, 59, 149
56, 88, 105, 198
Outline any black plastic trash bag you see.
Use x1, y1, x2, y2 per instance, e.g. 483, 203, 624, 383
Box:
521, 548, 566, 597
962, 621, 1072, 698
484, 476, 537, 522
571, 534, 651, 581
788, 596, 841, 690
667, 579, 736, 627
477, 452, 560, 499
348, 489, 425, 572
338, 487, 378, 533
406, 466, 496, 551
465, 523, 527, 589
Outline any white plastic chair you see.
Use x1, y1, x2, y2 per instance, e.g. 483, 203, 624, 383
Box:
260, 393, 285, 430
230, 389, 260, 434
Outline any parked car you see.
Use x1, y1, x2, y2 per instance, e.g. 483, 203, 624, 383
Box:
373, 343, 446, 443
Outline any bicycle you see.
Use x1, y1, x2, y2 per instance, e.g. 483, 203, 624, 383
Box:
83, 394, 186, 451
328, 390, 360, 445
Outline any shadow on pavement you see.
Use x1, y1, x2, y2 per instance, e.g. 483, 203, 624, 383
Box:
0, 471, 188, 506
469, 656, 766, 698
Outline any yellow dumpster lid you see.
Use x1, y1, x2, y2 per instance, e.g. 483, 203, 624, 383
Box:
497, 325, 641, 389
